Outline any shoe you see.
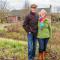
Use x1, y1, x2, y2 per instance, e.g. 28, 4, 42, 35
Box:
43, 51, 48, 60
43, 52, 45, 60
38, 52, 43, 60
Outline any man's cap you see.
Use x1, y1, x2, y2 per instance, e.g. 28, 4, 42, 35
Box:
31, 4, 37, 8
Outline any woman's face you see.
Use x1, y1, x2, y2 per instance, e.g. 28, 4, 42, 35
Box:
39, 9, 47, 18
40, 12, 46, 18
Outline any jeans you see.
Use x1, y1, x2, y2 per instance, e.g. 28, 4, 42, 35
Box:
27, 32, 37, 60
38, 38, 49, 52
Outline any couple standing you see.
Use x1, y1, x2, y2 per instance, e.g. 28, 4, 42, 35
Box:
23, 4, 52, 60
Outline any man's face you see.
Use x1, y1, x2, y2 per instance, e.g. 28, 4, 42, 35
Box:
31, 8, 37, 13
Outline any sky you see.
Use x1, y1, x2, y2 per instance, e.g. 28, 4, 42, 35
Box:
5, 0, 60, 10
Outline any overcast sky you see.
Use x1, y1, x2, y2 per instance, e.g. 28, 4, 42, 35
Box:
6, 0, 60, 10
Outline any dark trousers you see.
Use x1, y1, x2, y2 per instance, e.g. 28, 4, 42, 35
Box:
38, 38, 49, 52
27, 32, 37, 60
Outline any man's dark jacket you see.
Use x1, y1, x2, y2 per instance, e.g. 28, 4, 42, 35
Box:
23, 12, 38, 36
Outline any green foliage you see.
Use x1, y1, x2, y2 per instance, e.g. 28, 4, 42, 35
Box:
0, 38, 27, 60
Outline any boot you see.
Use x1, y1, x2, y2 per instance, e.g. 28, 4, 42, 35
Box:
43, 51, 48, 60
45, 51, 49, 56
42, 52, 45, 60
38, 52, 43, 60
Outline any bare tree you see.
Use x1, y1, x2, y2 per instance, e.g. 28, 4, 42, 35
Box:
24, 0, 29, 9
0, 0, 7, 10
0, 0, 8, 23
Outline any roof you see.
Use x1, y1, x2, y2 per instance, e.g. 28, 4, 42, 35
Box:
8, 8, 51, 17
9, 9, 29, 16
37, 8, 51, 13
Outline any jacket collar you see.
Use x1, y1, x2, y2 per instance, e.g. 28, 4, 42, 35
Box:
30, 11, 36, 15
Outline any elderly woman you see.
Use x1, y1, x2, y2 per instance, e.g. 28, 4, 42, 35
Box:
37, 9, 52, 60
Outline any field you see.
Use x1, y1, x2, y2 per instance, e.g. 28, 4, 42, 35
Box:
0, 38, 27, 60
0, 22, 60, 60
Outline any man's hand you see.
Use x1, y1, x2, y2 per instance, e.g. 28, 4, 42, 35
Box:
29, 32, 31, 34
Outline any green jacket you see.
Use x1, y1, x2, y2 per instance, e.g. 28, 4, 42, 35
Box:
37, 18, 52, 39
